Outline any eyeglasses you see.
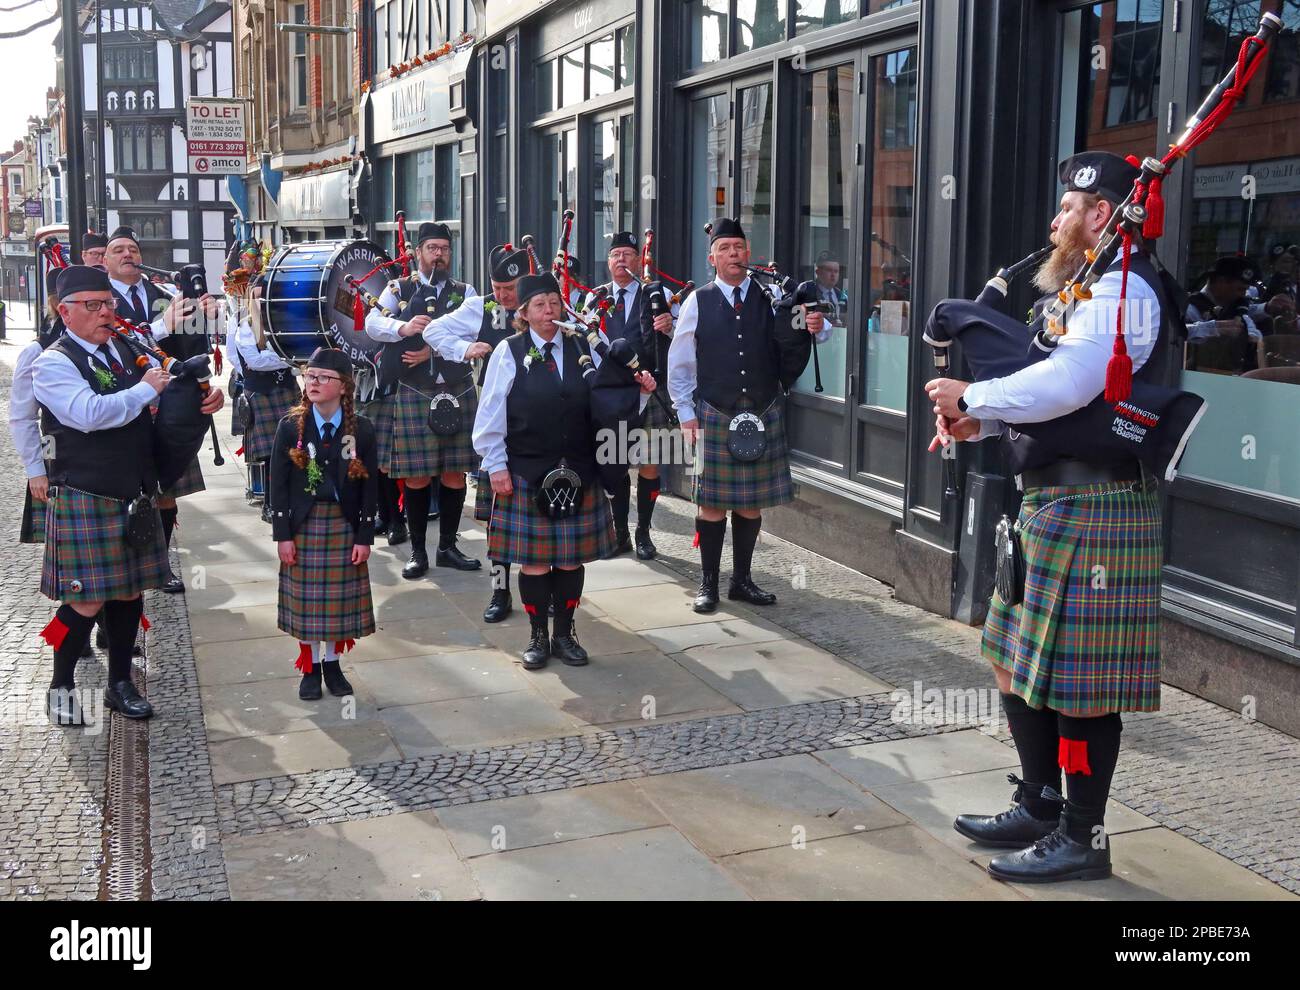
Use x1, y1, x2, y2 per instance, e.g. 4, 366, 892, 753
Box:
304, 372, 343, 386
66, 299, 113, 312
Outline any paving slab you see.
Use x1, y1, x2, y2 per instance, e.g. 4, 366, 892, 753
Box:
637, 754, 907, 857
195, 635, 326, 686
639, 617, 788, 653
202, 679, 383, 742
578, 556, 678, 592
468, 825, 751, 900
436, 781, 669, 858
814, 730, 1020, 790
379, 689, 584, 757
350, 649, 533, 708
359, 614, 491, 659
585, 583, 743, 630
223, 810, 479, 900
478, 612, 647, 660
720, 825, 1024, 901
673, 640, 894, 711
208, 721, 402, 785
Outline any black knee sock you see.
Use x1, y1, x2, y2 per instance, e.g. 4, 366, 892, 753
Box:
405, 484, 432, 552
438, 481, 467, 549
1058, 713, 1123, 843
103, 597, 144, 684
611, 474, 631, 533
550, 567, 585, 637
43, 605, 96, 690
696, 517, 727, 575
1000, 693, 1063, 819
636, 475, 660, 531
518, 572, 553, 630
377, 473, 397, 526
490, 560, 512, 595
159, 507, 178, 551
730, 513, 762, 579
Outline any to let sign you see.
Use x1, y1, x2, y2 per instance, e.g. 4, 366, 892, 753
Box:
187, 98, 246, 175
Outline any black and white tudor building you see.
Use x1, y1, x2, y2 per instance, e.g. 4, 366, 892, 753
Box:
77, 0, 237, 288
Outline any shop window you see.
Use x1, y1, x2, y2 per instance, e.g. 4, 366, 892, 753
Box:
561, 48, 584, 106
690, 92, 730, 280
1263, 0, 1300, 101
863, 47, 917, 412
590, 35, 616, 99
592, 119, 617, 253
397, 149, 435, 221
436, 143, 459, 220
376, 5, 389, 71
865, 0, 916, 11
687, 0, 729, 69
795, 1, 859, 35
737, 84, 774, 267
542, 131, 563, 257
736, 0, 788, 54
793, 65, 856, 399
617, 25, 636, 89
537, 59, 557, 114
375, 155, 394, 225
120, 213, 170, 241
619, 113, 635, 232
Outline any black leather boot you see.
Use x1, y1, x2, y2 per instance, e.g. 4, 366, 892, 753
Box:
104, 679, 154, 719
986, 826, 1112, 884
402, 549, 429, 579
694, 570, 720, 614
483, 588, 513, 623
436, 542, 482, 571
634, 527, 657, 560
321, 661, 354, 697
387, 517, 408, 546
47, 688, 86, 727
522, 622, 550, 670
298, 665, 323, 701
728, 573, 777, 606
953, 774, 1063, 849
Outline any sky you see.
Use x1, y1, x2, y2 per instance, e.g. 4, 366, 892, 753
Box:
0, 2, 62, 152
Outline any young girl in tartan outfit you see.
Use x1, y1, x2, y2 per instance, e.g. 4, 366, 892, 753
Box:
472, 273, 656, 670
269, 348, 378, 701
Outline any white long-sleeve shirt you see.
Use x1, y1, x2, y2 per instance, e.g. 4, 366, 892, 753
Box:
473, 328, 647, 476
10, 340, 48, 478
364, 271, 479, 382
110, 276, 171, 340
33, 334, 159, 433
667, 275, 784, 424
961, 266, 1160, 438
225, 310, 290, 375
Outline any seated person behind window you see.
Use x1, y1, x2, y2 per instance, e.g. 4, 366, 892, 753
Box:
813, 254, 849, 341
1186, 256, 1264, 371
1259, 244, 1298, 333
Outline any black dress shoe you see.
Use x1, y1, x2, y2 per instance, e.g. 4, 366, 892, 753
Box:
298, 668, 323, 701
694, 571, 720, 614
551, 632, 589, 666
321, 661, 354, 697
728, 574, 776, 606
436, 544, 482, 571
987, 828, 1112, 884
483, 590, 513, 623
47, 688, 85, 727
522, 627, 550, 670
104, 679, 153, 719
402, 549, 429, 579
162, 571, 186, 594
953, 775, 1063, 849
387, 520, 408, 546
634, 527, 657, 560
605, 528, 633, 558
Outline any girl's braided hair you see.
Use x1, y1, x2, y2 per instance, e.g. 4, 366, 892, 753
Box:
287, 373, 369, 480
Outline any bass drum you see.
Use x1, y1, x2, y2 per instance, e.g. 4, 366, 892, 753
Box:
260, 239, 393, 366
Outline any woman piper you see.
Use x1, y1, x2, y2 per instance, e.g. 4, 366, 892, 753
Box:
473, 273, 656, 669
269, 348, 378, 701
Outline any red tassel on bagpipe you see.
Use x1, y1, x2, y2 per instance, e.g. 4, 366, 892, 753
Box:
295, 642, 314, 674
212, 345, 223, 376
353, 291, 366, 333
39, 616, 70, 650
1104, 231, 1135, 406
1142, 174, 1165, 240
1059, 738, 1093, 776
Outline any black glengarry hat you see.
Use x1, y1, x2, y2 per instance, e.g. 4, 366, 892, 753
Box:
492, 245, 530, 283
1206, 256, 1257, 283
516, 272, 561, 308
107, 225, 140, 248
417, 222, 452, 246
306, 347, 354, 377
82, 231, 108, 252
708, 217, 746, 245
609, 231, 637, 252
1058, 151, 1141, 207
56, 264, 112, 298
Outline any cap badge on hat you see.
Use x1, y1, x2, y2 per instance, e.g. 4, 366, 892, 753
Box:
1244, 268, 1254, 280
507, 262, 520, 277
1073, 165, 1098, 189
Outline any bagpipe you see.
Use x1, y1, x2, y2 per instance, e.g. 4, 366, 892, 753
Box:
922, 11, 1283, 484
637, 227, 696, 380
347, 210, 415, 334
40, 238, 222, 488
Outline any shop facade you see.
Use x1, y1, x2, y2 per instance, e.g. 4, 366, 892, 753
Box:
475, 0, 1300, 734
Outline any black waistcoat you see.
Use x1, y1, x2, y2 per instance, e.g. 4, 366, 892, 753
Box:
476, 293, 516, 386
379, 275, 468, 390
40, 337, 158, 500
1002, 252, 1171, 474
694, 281, 780, 411
504, 332, 597, 485
600, 281, 643, 344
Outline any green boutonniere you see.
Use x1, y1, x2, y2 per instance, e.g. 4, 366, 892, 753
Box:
484, 299, 498, 312
302, 441, 324, 496
92, 366, 117, 390
523, 345, 544, 371
448, 293, 464, 309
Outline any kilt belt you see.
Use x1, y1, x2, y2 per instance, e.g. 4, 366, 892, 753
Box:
692, 398, 794, 511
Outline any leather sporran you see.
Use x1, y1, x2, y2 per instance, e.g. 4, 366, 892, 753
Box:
993, 514, 1026, 606
726, 411, 766, 462
125, 495, 158, 550
235, 393, 251, 433
534, 464, 585, 520
427, 392, 463, 437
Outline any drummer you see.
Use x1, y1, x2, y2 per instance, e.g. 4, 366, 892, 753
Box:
365, 222, 483, 579
224, 240, 298, 516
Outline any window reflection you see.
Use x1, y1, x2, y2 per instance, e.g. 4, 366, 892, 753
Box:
738, 84, 775, 267
688, 0, 729, 69
736, 0, 788, 54
690, 93, 729, 280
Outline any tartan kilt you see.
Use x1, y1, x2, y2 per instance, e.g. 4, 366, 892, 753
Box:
692, 399, 794, 511
277, 501, 376, 642
40, 488, 171, 602
243, 383, 301, 462
982, 480, 1163, 715
20, 486, 47, 544
373, 381, 480, 479
630, 393, 677, 467
472, 470, 493, 523
487, 474, 616, 567
162, 455, 206, 499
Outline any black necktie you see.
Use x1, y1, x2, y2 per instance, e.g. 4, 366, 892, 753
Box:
129, 285, 148, 324
319, 423, 338, 499
543, 341, 557, 376
96, 343, 124, 375
617, 288, 627, 320
732, 286, 743, 315
321, 422, 335, 448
